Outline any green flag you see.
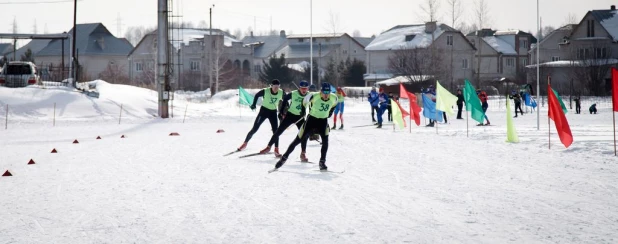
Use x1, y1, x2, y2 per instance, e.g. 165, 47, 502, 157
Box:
239, 86, 254, 106
391, 99, 405, 129
506, 96, 520, 143
552, 89, 568, 114
463, 80, 485, 124
435, 81, 459, 116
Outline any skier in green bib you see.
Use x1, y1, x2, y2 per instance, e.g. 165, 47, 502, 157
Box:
273, 82, 338, 171
258, 81, 310, 160
237, 79, 284, 154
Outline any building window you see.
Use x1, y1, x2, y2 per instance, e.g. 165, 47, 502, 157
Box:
136, 62, 143, 72
587, 20, 595, 37
405, 35, 415, 42
298, 38, 305, 43
551, 56, 561, 62
343, 50, 348, 54
353, 49, 357, 54
521, 58, 528, 67
398, 58, 406, 68
254, 64, 261, 73
520, 39, 528, 49
446, 35, 453, 46
462, 58, 469, 69
506, 58, 514, 67
596, 47, 608, 58
190, 61, 200, 71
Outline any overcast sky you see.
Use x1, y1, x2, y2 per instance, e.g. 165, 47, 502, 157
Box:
0, 0, 615, 40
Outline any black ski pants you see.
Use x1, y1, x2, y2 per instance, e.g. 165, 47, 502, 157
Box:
266, 113, 306, 151
244, 107, 278, 147
514, 102, 524, 116
281, 115, 329, 163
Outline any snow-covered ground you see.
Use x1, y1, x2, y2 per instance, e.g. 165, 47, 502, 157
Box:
1, 81, 617, 243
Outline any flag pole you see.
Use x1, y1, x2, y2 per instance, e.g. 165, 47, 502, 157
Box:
466, 110, 469, 137
613, 110, 616, 156
548, 76, 551, 150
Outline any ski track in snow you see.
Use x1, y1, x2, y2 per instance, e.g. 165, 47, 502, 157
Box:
1, 85, 618, 243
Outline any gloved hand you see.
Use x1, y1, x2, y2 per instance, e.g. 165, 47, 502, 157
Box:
278, 113, 286, 121
250, 104, 256, 111
328, 109, 334, 118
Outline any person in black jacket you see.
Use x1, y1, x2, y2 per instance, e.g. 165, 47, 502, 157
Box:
509, 90, 524, 117
456, 89, 464, 119
574, 96, 581, 114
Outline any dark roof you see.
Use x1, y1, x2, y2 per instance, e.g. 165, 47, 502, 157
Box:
37, 23, 133, 57
5, 39, 52, 58
590, 9, 615, 22
0, 43, 12, 55
353, 37, 375, 47
241, 35, 288, 58
467, 28, 537, 43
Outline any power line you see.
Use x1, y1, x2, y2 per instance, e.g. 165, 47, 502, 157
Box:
0, 0, 81, 4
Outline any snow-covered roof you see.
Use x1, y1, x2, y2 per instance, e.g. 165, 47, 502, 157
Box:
287, 33, 345, 39
525, 59, 618, 68
287, 61, 310, 72
483, 36, 517, 55
375, 75, 433, 85
365, 24, 445, 51
364, 73, 393, 80
174, 29, 239, 48
593, 9, 618, 41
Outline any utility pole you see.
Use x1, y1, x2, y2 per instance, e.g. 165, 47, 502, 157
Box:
157, 0, 170, 118
209, 5, 214, 96
72, 0, 77, 87
310, 0, 313, 86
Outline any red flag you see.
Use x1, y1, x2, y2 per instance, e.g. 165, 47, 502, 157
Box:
548, 84, 573, 148
399, 83, 409, 99
612, 68, 618, 112
407, 92, 422, 126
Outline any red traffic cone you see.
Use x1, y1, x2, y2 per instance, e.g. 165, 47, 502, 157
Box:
121, 135, 125, 138
169, 132, 180, 136
28, 159, 35, 165
51, 148, 58, 153
96, 136, 101, 139
216, 129, 225, 133
2, 170, 12, 176
73, 139, 79, 144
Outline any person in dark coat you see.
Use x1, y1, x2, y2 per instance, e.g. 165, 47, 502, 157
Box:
509, 90, 524, 117
456, 89, 464, 119
574, 96, 581, 114
589, 103, 597, 114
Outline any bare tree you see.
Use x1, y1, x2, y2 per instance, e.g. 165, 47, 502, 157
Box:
124, 26, 156, 46
388, 47, 446, 84
352, 30, 361, 37
233, 28, 243, 39
474, 0, 490, 86
420, 0, 441, 22
99, 62, 130, 85
209, 38, 239, 94
459, 22, 476, 35
244, 27, 254, 37
197, 20, 208, 29
542, 26, 556, 38
564, 13, 578, 25
324, 10, 342, 35
569, 43, 614, 96
445, 0, 463, 28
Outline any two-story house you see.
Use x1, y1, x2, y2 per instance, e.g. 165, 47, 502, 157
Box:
36, 23, 133, 80
466, 29, 536, 85
365, 22, 476, 88
241, 31, 289, 79
0, 43, 15, 58
527, 4, 618, 95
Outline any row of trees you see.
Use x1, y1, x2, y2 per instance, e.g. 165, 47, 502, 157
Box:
258, 54, 366, 88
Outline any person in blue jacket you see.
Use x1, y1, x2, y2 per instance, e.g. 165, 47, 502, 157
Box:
376, 87, 390, 128
367, 87, 379, 122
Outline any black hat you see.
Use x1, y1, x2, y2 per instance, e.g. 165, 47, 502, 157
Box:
271, 79, 281, 85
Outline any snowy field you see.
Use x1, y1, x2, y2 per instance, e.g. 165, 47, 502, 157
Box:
1, 81, 617, 243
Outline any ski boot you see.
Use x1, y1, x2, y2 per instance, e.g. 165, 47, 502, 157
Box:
275, 156, 288, 169
331, 123, 337, 130
274, 147, 282, 158
300, 151, 308, 162
259, 146, 271, 154
339, 124, 344, 129
376, 123, 382, 128
319, 160, 328, 171
238, 142, 248, 151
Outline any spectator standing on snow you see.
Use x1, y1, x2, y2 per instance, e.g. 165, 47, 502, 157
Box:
509, 90, 524, 117
477, 89, 490, 125
368, 87, 379, 123
456, 89, 464, 119
574, 96, 581, 114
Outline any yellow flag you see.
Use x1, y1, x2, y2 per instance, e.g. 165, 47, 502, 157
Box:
391, 99, 405, 129
435, 81, 458, 116
506, 96, 520, 143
